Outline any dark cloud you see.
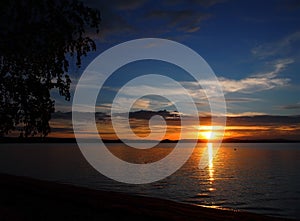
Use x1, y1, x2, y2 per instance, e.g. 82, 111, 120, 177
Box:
83, 0, 138, 39
50, 127, 74, 134
146, 9, 211, 33
111, 0, 147, 10
280, 103, 300, 110
83, 0, 146, 11
190, 0, 228, 7
226, 115, 300, 126
163, 0, 227, 7
225, 98, 262, 103
129, 110, 180, 120
51, 111, 72, 120
252, 32, 300, 59
51, 110, 300, 124
52, 111, 109, 121
81, 0, 220, 40
49, 111, 300, 140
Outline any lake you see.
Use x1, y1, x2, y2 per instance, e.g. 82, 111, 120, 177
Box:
0, 143, 299, 219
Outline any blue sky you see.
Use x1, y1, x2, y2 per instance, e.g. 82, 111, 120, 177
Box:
54, 0, 300, 116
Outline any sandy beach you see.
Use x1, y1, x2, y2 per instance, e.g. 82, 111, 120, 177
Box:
0, 173, 294, 221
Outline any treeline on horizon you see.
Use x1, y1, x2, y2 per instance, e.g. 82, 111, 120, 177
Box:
1, 137, 300, 143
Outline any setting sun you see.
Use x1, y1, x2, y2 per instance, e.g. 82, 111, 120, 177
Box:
197, 126, 215, 140
202, 131, 212, 140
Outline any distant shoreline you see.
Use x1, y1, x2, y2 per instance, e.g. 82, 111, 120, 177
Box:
1, 137, 300, 143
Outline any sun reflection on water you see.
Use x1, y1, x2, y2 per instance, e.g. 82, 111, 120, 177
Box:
207, 143, 215, 183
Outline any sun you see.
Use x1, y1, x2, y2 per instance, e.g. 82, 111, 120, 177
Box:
196, 126, 214, 140
196, 125, 225, 141
202, 131, 212, 140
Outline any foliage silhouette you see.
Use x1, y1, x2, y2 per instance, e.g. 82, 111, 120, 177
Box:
0, 0, 100, 138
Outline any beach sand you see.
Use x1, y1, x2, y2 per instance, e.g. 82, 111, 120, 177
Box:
0, 173, 293, 221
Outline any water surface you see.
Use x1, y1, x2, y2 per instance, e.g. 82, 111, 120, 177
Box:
0, 143, 299, 219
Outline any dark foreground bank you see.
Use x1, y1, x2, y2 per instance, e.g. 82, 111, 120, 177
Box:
0, 173, 294, 221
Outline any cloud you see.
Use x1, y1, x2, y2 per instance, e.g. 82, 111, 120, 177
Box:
111, 0, 147, 10
102, 58, 291, 115
279, 102, 300, 110
84, 0, 146, 11
252, 31, 300, 59
110, 97, 169, 113
114, 85, 186, 97
49, 110, 300, 140
131, 98, 151, 110
164, 0, 227, 7
81, 0, 229, 39
178, 59, 292, 99
67, 58, 292, 118
96, 103, 113, 112
225, 97, 262, 103
146, 9, 211, 33
110, 84, 197, 114
190, 0, 228, 7
83, 0, 138, 39
226, 112, 267, 117
219, 59, 292, 93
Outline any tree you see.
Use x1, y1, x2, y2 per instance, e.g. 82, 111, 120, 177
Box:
0, 0, 100, 138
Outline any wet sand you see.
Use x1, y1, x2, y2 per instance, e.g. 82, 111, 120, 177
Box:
0, 173, 293, 221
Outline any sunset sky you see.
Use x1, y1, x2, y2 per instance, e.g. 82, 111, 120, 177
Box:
50, 0, 300, 140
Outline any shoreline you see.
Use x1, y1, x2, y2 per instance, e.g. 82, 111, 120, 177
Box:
1, 137, 300, 143
0, 173, 294, 221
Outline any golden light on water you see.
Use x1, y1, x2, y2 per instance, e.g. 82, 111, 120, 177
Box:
207, 142, 215, 183
198, 128, 215, 185
207, 143, 213, 168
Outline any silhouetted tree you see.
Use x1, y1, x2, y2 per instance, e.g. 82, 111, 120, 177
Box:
0, 0, 100, 138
